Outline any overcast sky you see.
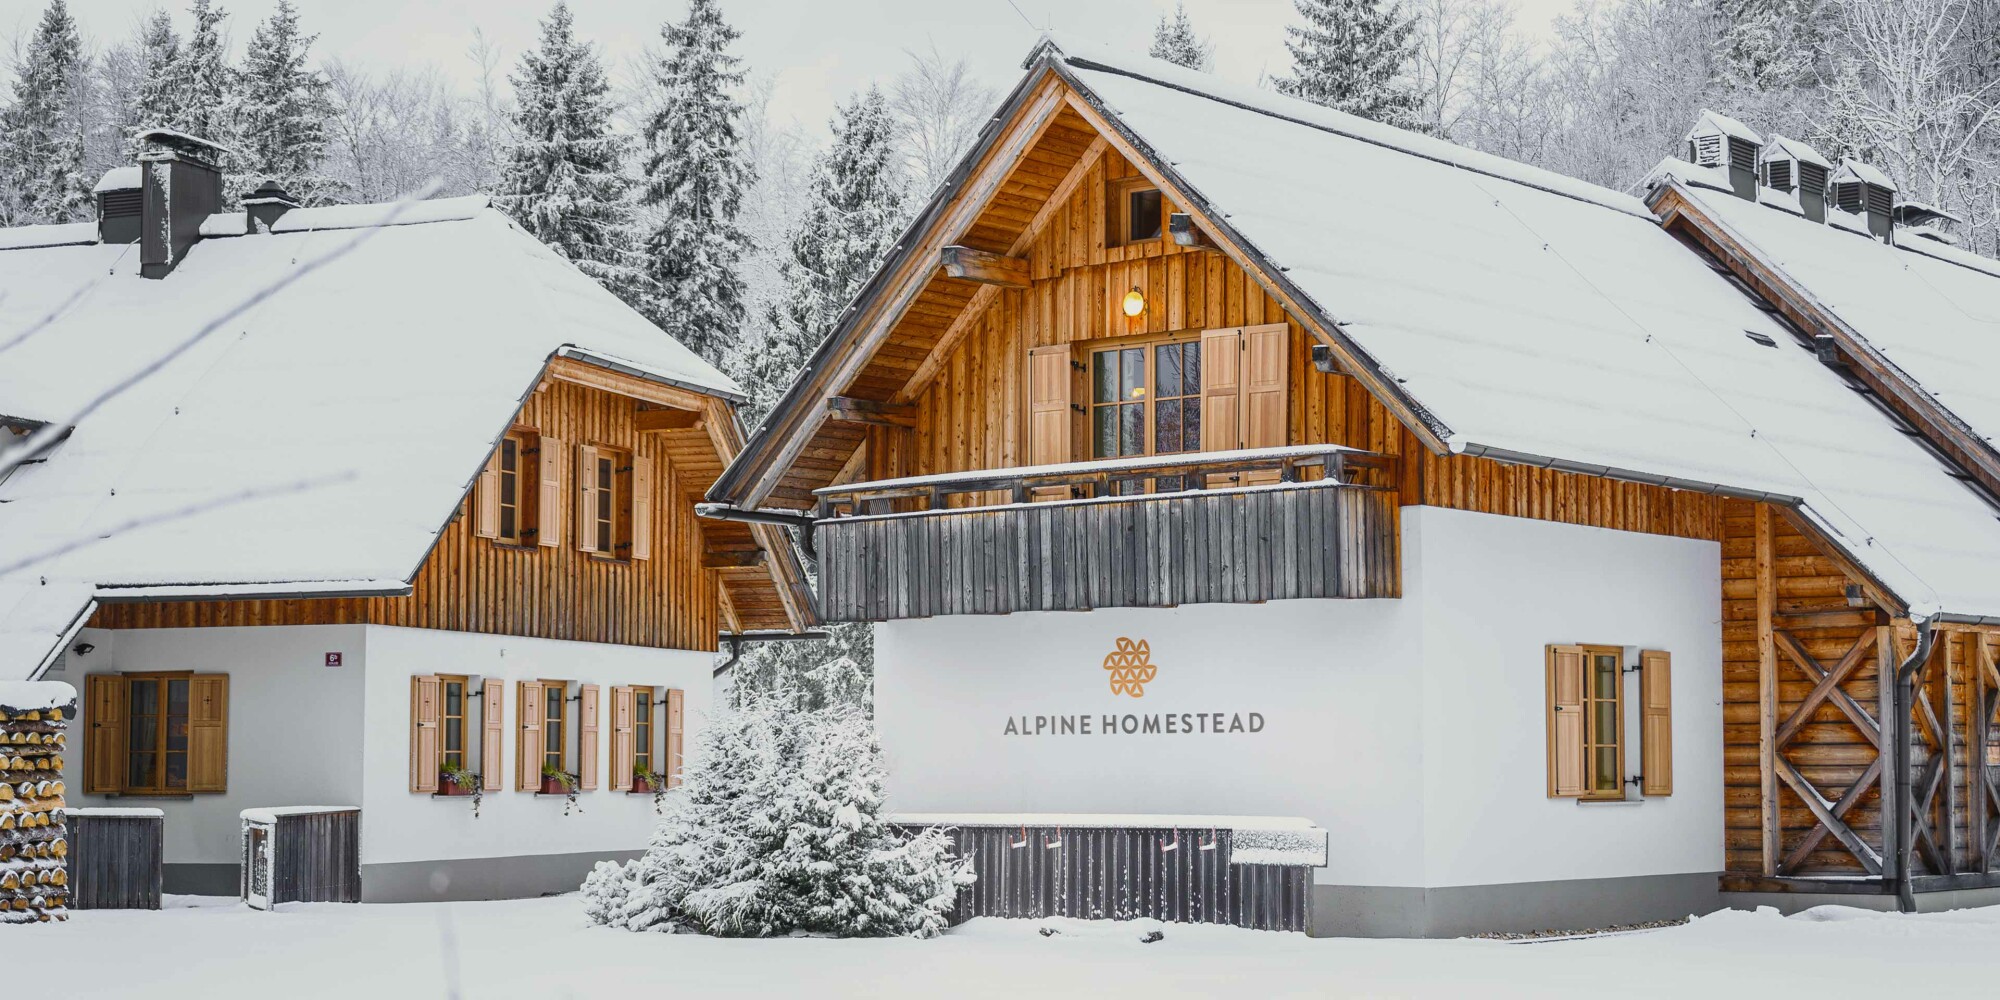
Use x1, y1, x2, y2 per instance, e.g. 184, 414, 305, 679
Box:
0, 0, 1579, 132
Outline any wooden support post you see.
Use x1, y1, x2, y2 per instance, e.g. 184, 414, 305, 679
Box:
938, 245, 1029, 288
826, 396, 917, 429
1755, 503, 1779, 876
1977, 633, 1992, 873
1941, 634, 1962, 873
1879, 624, 1901, 881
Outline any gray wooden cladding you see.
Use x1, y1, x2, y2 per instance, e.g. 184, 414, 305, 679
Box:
69, 812, 163, 910
818, 483, 1398, 621
901, 823, 1311, 932
243, 809, 362, 907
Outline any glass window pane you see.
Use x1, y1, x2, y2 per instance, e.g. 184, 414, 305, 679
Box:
1596, 702, 1617, 742
500, 467, 516, 505
1156, 399, 1182, 454
445, 722, 462, 753
501, 438, 517, 473
636, 699, 650, 723
1183, 344, 1201, 394
1120, 404, 1144, 456
500, 507, 516, 539
1185, 399, 1202, 449
167, 679, 188, 717
165, 752, 188, 789
1093, 405, 1117, 459
130, 679, 158, 717
1130, 189, 1163, 241
165, 717, 187, 753
128, 752, 155, 790
1594, 655, 1618, 696
1092, 352, 1117, 403
1121, 349, 1145, 400
1595, 748, 1617, 790
131, 716, 158, 757
545, 723, 560, 754
445, 683, 462, 717
1155, 344, 1182, 398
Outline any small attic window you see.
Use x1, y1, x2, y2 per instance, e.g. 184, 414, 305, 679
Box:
1110, 177, 1165, 246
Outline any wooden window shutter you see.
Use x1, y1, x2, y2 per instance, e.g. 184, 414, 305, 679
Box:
1641, 650, 1673, 796
665, 688, 685, 788
1199, 327, 1243, 453
410, 675, 441, 794
537, 434, 565, 548
609, 686, 635, 792
1546, 645, 1586, 798
474, 448, 501, 539
630, 456, 655, 561
575, 443, 600, 553
577, 683, 601, 791
84, 674, 125, 795
188, 674, 229, 793
517, 680, 544, 792
480, 678, 505, 792
1240, 323, 1290, 485
1027, 345, 1073, 466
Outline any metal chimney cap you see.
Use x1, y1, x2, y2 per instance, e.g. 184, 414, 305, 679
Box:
241, 179, 301, 208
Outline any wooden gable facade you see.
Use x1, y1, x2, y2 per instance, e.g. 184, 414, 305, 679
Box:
90, 357, 813, 651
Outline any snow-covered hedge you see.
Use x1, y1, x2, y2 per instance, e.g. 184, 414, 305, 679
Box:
582, 697, 972, 938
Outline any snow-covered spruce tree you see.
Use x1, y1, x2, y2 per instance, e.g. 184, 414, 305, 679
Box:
497, 3, 645, 307
126, 10, 181, 138
728, 621, 874, 712
1275, 0, 1426, 130
1150, 0, 1214, 71
582, 697, 969, 937
235, 0, 342, 205
636, 0, 756, 369
0, 0, 90, 226
131, 0, 236, 148
744, 85, 908, 421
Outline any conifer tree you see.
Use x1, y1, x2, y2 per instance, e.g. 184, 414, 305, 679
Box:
1274, 0, 1425, 130
236, 0, 341, 204
127, 11, 182, 136
637, 0, 756, 368
1, 0, 90, 225
496, 2, 646, 306
1149, 0, 1214, 71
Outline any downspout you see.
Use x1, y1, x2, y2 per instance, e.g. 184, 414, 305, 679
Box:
1893, 616, 1937, 913
713, 629, 833, 678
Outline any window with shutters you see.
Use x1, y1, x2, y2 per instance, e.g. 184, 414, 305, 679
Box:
439, 675, 469, 772
577, 445, 647, 560
542, 680, 568, 776
85, 672, 228, 796
1081, 324, 1288, 491
1546, 645, 1671, 801
478, 427, 560, 548
632, 686, 655, 785
496, 436, 525, 544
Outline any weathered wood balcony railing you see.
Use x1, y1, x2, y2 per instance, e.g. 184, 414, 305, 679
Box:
811, 445, 1400, 622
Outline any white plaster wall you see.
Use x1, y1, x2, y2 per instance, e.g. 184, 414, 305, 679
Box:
873, 506, 1726, 891
50, 624, 369, 865
1411, 506, 1725, 887
874, 597, 1429, 887
357, 625, 713, 867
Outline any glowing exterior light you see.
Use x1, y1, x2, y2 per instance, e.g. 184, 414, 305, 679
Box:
1122, 287, 1145, 317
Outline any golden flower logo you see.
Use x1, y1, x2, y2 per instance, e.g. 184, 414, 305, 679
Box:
1102, 637, 1157, 698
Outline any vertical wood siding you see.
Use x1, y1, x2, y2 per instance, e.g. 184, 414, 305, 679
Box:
88, 378, 722, 651
68, 813, 162, 910
244, 809, 361, 906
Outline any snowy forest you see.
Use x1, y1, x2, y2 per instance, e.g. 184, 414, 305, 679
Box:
8, 0, 2000, 704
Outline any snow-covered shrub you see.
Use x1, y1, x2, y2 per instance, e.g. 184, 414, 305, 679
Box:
581, 697, 971, 938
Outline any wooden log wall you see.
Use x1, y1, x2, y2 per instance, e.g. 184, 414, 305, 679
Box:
89, 378, 722, 652
0, 692, 72, 923
879, 149, 1722, 543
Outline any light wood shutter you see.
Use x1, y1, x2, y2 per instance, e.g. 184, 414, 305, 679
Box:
410, 675, 441, 794
1546, 645, 1586, 798
84, 674, 125, 795
577, 683, 601, 791
1641, 650, 1673, 796
187, 674, 229, 793
630, 456, 655, 561
665, 688, 685, 788
1240, 323, 1290, 485
609, 686, 635, 792
481, 678, 505, 792
575, 443, 600, 553
517, 680, 544, 791
1200, 327, 1244, 487
474, 449, 501, 539
1027, 345, 1073, 466
537, 435, 565, 548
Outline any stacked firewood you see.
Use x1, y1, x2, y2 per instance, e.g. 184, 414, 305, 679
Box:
0, 689, 72, 924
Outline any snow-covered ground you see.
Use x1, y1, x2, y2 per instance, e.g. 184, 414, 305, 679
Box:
23, 895, 2000, 998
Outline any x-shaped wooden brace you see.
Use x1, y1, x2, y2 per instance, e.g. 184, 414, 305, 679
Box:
1772, 631, 1884, 875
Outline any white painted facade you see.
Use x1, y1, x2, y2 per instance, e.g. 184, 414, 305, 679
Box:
50, 623, 712, 883
874, 506, 1724, 891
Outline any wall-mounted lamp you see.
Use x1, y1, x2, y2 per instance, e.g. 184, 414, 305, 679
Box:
71, 642, 94, 657
1122, 286, 1145, 318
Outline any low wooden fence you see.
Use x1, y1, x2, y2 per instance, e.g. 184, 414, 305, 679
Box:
68, 809, 163, 910
242, 807, 361, 909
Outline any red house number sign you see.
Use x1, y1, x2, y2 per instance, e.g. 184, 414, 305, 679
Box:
324, 652, 343, 667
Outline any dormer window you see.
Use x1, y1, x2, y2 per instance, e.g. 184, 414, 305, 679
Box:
1110, 177, 1165, 246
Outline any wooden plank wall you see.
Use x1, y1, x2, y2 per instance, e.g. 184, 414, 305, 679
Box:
884, 148, 1722, 543
90, 378, 722, 652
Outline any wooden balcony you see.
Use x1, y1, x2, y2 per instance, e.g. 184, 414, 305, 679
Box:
812, 445, 1400, 622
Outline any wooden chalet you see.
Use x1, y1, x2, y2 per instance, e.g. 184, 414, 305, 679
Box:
0, 130, 812, 901
709, 37, 2000, 935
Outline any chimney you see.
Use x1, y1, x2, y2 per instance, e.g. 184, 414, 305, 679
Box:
1759, 135, 1830, 224
1684, 110, 1763, 202
242, 179, 300, 233
133, 128, 230, 279
1830, 159, 1896, 243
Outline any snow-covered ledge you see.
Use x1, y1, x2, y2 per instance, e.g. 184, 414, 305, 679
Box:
890, 812, 1327, 867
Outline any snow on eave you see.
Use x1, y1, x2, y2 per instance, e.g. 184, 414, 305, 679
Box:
240, 805, 359, 823
556, 346, 746, 404
1684, 108, 1764, 146
93, 579, 411, 602
1761, 135, 1831, 169
0, 221, 96, 252
270, 195, 490, 233
1645, 157, 1734, 196
1833, 159, 1897, 191
133, 127, 234, 156
0, 681, 77, 714
1896, 228, 2000, 280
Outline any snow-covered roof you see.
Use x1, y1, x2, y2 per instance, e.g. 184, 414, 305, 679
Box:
1833, 159, 1897, 191
0, 198, 743, 678
1685, 109, 1764, 146
91, 166, 140, 194
1045, 37, 2000, 618
1761, 135, 1831, 169
241, 805, 359, 823
133, 127, 234, 156
0, 221, 94, 252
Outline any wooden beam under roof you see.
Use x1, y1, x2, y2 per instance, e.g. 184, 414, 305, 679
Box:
826, 396, 916, 428
635, 407, 703, 432
939, 245, 1029, 288
703, 545, 768, 569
